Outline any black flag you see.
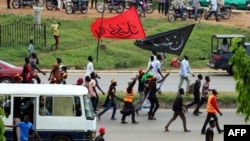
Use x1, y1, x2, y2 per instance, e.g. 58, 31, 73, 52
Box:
134, 24, 195, 56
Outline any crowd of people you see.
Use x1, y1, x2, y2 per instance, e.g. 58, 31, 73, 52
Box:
9, 50, 225, 141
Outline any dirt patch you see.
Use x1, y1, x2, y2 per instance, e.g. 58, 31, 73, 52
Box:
1, 1, 250, 29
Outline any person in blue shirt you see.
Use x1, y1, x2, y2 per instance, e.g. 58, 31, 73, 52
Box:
5, 115, 42, 141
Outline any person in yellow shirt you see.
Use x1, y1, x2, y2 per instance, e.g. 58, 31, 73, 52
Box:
51, 22, 61, 50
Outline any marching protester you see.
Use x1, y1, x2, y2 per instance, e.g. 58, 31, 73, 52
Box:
30, 53, 46, 84
95, 127, 106, 141
206, 120, 216, 141
178, 55, 195, 93
85, 55, 94, 77
201, 89, 224, 134
22, 57, 33, 83
134, 69, 146, 115
193, 76, 212, 115
186, 74, 203, 115
164, 88, 191, 132
97, 79, 122, 120
5, 115, 42, 141
48, 57, 62, 84
120, 75, 138, 124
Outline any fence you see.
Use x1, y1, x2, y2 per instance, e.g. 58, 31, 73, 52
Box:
0, 21, 46, 46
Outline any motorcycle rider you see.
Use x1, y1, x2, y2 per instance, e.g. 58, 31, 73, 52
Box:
205, 0, 219, 22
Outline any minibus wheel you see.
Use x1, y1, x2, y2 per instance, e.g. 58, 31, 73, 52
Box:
52, 135, 71, 141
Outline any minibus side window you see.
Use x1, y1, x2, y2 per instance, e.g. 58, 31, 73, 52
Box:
74, 96, 82, 116
39, 96, 52, 116
83, 95, 95, 120
0, 95, 11, 118
53, 96, 74, 116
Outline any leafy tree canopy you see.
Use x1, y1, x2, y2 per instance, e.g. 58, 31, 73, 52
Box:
229, 37, 250, 122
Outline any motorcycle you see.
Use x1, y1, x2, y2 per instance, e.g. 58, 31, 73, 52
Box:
96, 0, 125, 13
12, 0, 43, 9
186, 6, 204, 21
168, 4, 188, 22
65, 0, 88, 14
204, 5, 231, 20
125, 0, 154, 14
45, 0, 58, 10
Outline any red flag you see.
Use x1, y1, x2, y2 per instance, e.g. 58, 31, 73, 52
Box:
91, 7, 146, 39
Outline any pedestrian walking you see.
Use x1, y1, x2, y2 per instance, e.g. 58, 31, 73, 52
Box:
178, 55, 195, 93
134, 69, 145, 115
51, 22, 61, 50
48, 57, 62, 84
30, 53, 46, 84
95, 127, 105, 141
97, 79, 122, 120
147, 75, 160, 120
120, 75, 138, 124
164, 88, 191, 132
201, 89, 224, 134
149, 54, 164, 94
22, 57, 33, 83
193, 76, 212, 115
28, 39, 35, 57
205, 0, 219, 22
206, 120, 216, 141
85, 55, 94, 77
86, 74, 98, 113
5, 115, 42, 141
187, 74, 203, 115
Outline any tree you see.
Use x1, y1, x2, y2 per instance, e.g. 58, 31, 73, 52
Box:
229, 37, 250, 122
0, 107, 5, 141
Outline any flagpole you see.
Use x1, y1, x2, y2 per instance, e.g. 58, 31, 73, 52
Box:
96, 0, 106, 63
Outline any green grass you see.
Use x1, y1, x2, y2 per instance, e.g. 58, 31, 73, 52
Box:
0, 13, 250, 70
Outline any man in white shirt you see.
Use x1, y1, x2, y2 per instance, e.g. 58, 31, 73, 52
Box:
150, 54, 164, 94
85, 56, 94, 77
178, 55, 195, 92
28, 39, 34, 57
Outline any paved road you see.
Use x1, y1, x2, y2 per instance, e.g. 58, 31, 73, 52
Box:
39, 72, 236, 92
97, 109, 248, 141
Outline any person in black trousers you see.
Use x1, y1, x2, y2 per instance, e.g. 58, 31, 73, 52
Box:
164, 88, 191, 132
90, 0, 97, 9
7, 0, 11, 9
187, 74, 203, 115
164, 0, 169, 15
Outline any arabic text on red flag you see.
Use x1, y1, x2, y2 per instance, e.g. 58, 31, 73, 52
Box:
91, 7, 146, 39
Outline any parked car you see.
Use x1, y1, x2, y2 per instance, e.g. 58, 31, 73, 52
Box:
0, 60, 22, 83
207, 34, 250, 75
199, 0, 250, 10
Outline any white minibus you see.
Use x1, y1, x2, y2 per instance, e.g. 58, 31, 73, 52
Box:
0, 84, 96, 141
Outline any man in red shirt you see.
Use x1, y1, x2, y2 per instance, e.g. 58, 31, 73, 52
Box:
201, 89, 224, 134
22, 57, 33, 83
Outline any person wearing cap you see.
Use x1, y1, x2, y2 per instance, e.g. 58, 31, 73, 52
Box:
120, 75, 138, 124
75, 77, 84, 85
30, 53, 46, 84
164, 88, 191, 132
178, 55, 195, 93
201, 89, 224, 134
48, 57, 62, 84
95, 127, 105, 141
97, 79, 122, 120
